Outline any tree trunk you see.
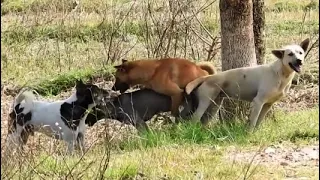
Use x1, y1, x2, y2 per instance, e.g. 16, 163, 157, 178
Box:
252, 0, 275, 120
253, 0, 266, 65
219, 0, 257, 121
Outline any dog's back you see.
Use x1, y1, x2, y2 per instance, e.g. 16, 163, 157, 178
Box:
86, 88, 196, 127
112, 58, 216, 93
115, 89, 172, 122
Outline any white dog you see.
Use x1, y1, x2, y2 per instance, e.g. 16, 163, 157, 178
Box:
7, 80, 109, 154
185, 38, 310, 130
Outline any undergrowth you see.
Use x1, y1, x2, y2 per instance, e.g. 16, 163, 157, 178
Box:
1, 107, 318, 179
119, 108, 319, 151
29, 67, 114, 96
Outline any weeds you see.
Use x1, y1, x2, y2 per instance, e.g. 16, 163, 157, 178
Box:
119, 108, 319, 150
1, 107, 318, 179
1, 0, 319, 179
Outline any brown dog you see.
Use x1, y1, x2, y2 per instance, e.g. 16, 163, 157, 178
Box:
112, 58, 216, 116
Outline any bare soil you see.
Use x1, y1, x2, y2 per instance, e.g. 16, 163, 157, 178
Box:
225, 143, 319, 179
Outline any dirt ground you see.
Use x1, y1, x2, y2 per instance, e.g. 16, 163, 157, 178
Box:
225, 143, 319, 178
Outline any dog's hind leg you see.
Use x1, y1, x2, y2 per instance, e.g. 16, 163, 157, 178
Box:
65, 135, 76, 155
156, 81, 184, 117
192, 87, 221, 123
66, 141, 74, 155
255, 103, 273, 127
170, 93, 184, 117
248, 98, 265, 130
192, 99, 211, 122
76, 132, 85, 155
201, 97, 223, 126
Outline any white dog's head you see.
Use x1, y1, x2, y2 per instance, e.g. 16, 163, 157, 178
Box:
272, 38, 310, 74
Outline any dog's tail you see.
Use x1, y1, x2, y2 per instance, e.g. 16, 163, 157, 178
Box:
13, 89, 35, 113
185, 75, 210, 95
197, 62, 216, 75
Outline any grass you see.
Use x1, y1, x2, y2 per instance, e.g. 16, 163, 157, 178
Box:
2, 22, 144, 44
119, 108, 319, 150
1, 0, 319, 179
3, 18, 318, 45
1, 0, 319, 94
2, 107, 318, 179
2, 64, 114, 96
30, 67, 114, 96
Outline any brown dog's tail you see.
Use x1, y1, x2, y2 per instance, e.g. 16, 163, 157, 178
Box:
197, 62, 216, 75
185, 75, 210, 95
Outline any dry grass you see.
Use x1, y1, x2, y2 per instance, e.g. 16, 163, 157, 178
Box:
1, 0, 319, 179
1, 0, 318, 87
1, 84, 318, 179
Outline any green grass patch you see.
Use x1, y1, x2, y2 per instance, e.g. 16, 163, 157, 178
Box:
1, 0, 131, 15
3, 67, 114, 96
267, 20, 319, 36
2, 22, 143, 45
249, 108, 319, 144
119, 108, 319, 150
266, 0, 319, 13
2, 108, 318, 179
4, 141, 317, 179
119, 122, 248, 150
105, 165, 139, 179
30, 67, 114, 96
3, 18, 318, 45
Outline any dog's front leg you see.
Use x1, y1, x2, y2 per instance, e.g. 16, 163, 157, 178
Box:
67, 140, 75, 155
76, 132, 85, 155
248, 98, 264, 131
192, 97, 212, 123
201, 97, 223, 126
255, 103, 274, 127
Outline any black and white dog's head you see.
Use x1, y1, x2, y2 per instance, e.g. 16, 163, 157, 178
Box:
84, 89, 119, 127
60, 80, 111, 130
74, 79, 110, 106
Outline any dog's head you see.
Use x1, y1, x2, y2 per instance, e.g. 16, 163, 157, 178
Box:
112, 59, 131, 93
75, 79, 110, 106
85, 90, 119, 127
272, 38, 310, 74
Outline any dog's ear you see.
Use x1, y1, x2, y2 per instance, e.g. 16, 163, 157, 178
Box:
76, 79, 85, 87
121, 59, 128, 64
114, 65, 126, 72
114, 62, 131, 73
272, 49, 285, 59
300, 38, 310, 52
87, 77, 94, 83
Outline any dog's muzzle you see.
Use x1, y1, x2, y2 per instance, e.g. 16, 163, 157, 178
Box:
289, 59, 303, 73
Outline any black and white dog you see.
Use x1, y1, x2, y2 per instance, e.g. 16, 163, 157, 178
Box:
85, 88, 214, 132
7, 80, 109, 154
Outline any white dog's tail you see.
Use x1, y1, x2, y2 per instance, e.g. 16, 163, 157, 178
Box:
13, 89, 35, 113
185, 75, 210, 95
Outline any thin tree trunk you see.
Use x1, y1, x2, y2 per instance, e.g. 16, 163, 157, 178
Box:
219, 0, 257, 121
253, 0, 266, 65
